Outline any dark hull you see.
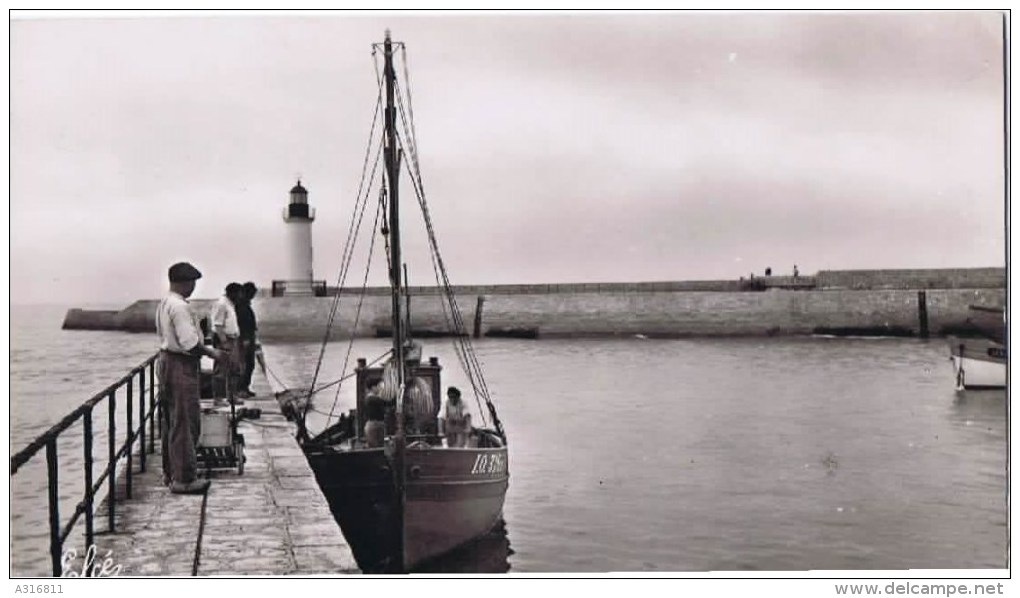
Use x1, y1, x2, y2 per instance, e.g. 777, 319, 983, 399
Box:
306, 445, 508, 572
966, 305, 1006, 344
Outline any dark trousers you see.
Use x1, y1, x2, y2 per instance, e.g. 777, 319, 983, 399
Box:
214, 337, 242, 396
158, 351, 201, 484
240, 338, 256, 391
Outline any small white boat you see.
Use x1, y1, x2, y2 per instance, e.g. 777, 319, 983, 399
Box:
948, 336, 1006, 390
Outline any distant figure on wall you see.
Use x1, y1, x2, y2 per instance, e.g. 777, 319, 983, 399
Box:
765, 267, 772, 276
793, 265, 799, 278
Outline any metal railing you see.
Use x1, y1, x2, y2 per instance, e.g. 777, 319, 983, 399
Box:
10, 352, 162, 577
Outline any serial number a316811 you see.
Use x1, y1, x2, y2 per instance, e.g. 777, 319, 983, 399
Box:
470, 453, 507, 475
14, 586, 63, 594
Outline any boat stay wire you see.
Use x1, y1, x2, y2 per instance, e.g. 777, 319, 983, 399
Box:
300, 41, 506, 441
390, 64, 505, 439
300, 75, 386, 437
385, 74, 485, 413
322, 192, 386, 425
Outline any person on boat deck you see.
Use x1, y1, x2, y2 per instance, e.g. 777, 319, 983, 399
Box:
235, 282, 259, 399
364, 378, 389, 448
438, 386, 471, 448
156, 262, 224, 495
405, 375, 435, 435
210, 282, 244, 402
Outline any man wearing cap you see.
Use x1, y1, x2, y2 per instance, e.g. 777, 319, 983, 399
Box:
156, 262, 224, 494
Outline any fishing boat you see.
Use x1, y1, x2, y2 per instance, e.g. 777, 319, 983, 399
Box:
295, 32, 509, 573
948, 305, 1006, 390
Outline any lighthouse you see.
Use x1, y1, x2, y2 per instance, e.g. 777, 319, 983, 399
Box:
281, 180, 316, 295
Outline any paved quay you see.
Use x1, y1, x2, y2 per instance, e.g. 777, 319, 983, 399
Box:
85, 374, 359, 576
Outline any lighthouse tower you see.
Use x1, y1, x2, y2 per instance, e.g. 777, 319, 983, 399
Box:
281, 180, 316, 295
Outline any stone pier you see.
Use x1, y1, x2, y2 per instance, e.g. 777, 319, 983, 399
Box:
82, 374, 359, 576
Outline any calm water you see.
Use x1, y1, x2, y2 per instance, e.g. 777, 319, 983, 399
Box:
9, 305, 1008, 574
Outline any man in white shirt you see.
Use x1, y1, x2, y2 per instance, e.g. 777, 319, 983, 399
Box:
209, 282, 243, 402
438, 386, 472, 448
156, 262, 223, 495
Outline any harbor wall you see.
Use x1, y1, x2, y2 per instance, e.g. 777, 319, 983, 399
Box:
251, 287, 1003, 340
61, 268, 1005, 341
815, 268, 1005, 290
62, 300, 215, 332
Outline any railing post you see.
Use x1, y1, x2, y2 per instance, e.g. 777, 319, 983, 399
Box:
46, 439, 62, 577
83, 409, 95, 554
126, 378, 133, 499
149, 360, 157, 454
138, 368, 146, 471
107, 390, 116, 532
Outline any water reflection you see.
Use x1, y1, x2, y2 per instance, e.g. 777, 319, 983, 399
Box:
949, 389, 1007, 432
412, 520, 513, 574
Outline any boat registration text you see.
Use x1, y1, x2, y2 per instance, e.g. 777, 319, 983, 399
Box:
471, 453, 507, 475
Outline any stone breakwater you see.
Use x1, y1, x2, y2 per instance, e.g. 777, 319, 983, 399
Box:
62, 268, 1005, 341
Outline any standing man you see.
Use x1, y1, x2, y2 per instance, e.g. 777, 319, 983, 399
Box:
210, 282, 243, 402
363, 378, 388, 448
156, 262, 223, 494
235, 282, 259, 399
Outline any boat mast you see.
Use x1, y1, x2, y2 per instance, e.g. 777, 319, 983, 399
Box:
382, 30, 407, 573
384, 30, 405, 376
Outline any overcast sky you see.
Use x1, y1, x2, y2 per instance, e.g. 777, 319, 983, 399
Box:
9, 12, 1006, 305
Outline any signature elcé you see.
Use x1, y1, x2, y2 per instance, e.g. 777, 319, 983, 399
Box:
60, 545, 122, 577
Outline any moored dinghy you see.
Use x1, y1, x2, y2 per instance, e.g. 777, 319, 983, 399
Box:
294, 31, 509, 573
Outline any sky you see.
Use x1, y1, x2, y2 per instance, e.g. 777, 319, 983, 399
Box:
9, 11, 1007, 305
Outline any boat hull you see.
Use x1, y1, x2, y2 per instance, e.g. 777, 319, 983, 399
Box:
306, 445, 508, 572
948, 337, 1007, 390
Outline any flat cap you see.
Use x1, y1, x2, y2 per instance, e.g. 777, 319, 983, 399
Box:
168, 262, 202, 282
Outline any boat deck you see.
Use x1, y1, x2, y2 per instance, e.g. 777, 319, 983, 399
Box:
75, 373, 359, 576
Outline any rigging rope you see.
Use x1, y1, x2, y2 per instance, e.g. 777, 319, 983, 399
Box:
297, 41, 506, 441
301, 50, 388, 438
391, 68, 505, 438
303, 91, 383, 422
392, 78, 488, 423
263, 349, 391, 399
323, 190, 386, 424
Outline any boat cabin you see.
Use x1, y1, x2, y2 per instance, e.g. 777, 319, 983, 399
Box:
354, 356, 443, 441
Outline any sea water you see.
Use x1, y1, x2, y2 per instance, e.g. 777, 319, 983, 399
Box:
9, 305, 1008, 574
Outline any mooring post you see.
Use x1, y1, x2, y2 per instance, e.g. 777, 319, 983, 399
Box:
917, 291, 929, 339
473, 296, 486, 339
